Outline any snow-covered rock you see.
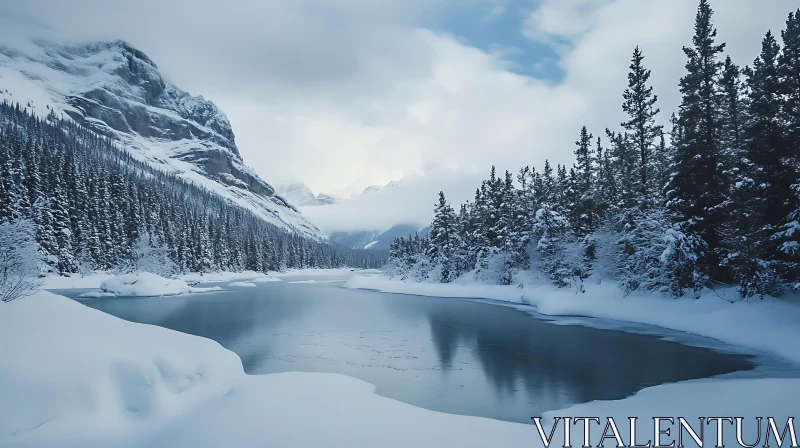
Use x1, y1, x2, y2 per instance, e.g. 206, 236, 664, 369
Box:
315, 192, 339, 205
100, 272, 193, 297
277, 181, 340, 206
228, 281, 256, 287
78, 291, 117, 299
361, 185, 382, 195
0, 38, 322, 239
277, 182, 317, 206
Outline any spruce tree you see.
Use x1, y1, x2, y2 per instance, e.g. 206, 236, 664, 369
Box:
780, 10, 800, 155
428, 191, 459, 282
594, 136, 618, 215
774, 10, 800, 283
744, 31, 788, 227
651, 129, 671, 202
621, 46, 661, 201
734, 31, 789, 294
719, 56, 744, 153
606, 129, 637, 209
668, 0, 726, 282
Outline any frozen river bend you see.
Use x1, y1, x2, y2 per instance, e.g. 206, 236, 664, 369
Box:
58, 273, 755, 424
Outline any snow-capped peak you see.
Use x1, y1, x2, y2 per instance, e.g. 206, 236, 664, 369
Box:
278, 181, 340, 207
0, 37, 323, 239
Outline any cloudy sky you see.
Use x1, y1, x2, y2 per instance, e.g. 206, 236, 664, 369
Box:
3, 0, 798, 231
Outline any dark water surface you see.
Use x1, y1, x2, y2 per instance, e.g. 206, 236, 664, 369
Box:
57, 276, 755, 423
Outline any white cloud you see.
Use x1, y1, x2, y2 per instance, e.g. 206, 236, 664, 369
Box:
300, 168, 489, 233
523, 0, 612, 47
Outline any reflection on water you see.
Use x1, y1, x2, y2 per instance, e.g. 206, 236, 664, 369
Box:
60, 278, 754, 423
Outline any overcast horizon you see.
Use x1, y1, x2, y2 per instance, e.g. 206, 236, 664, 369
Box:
2, 0, 797, 231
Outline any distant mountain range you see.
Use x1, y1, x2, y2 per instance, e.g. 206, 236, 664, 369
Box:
276, 180, 401, 207
330, 224, 430, 251
276, 180, 420, 250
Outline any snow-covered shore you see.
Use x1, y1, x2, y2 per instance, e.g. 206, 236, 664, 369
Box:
180, 268, 371, 285
0, 291, 243, 447
41, 268, 365, 292
0, 290, 538, 447
344, 275, 800, 365
2, 272, 797, 447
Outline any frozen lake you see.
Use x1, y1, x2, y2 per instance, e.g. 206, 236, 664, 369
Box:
59, 275, 755, 424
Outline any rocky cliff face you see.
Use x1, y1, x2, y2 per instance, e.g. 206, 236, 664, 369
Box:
0, 39, 320, 238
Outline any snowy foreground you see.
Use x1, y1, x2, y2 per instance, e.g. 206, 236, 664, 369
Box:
0, 273, 798, 447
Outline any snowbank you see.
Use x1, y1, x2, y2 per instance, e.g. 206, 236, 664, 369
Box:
345, 275, 800, 364
177, 267, 367, 285
149, 375, 798, 448
153, 372, 800, 448
100, 272, 194, 297
540, 377, 798, 448
146, 372, 537, 448
0, 291, 243, 447
42, 272, 113, 289
2, 290, 798, 447
181, 270, 278, 284
275, 268, 378, 277
228, 281, 256, 287
42, 268, 361, 292
96, 272, 221, 297
250, 277, 281, 283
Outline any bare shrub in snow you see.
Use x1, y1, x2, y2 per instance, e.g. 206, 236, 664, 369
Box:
130, 232, 177, 278
0, 219, 42, 303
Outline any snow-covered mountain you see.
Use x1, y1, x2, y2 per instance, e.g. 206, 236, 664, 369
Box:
289, 177, 428, 249
282, 179, 397, 206
330, 224, 430, 250
0, 38, 322, 239
349, 181, 399, 198
277, 182, 339, 207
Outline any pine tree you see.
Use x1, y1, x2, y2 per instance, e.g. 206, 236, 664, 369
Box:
621, 46, 661, 201
594, 136, 618, 215
607, 129, 637, 209
651, 129, 671, 201
774, 10, 800, 283
730, 31, 790, 295
572, 126, 596, 238
667, 0, 726, 283
780, 10, 800, 156
719, 56, 744, 153
427, 191, 460, 282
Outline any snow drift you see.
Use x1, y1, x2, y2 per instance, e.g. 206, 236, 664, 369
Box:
97, 272, 222, 297
0, 291, 243, 447
100, 273, 193, 297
